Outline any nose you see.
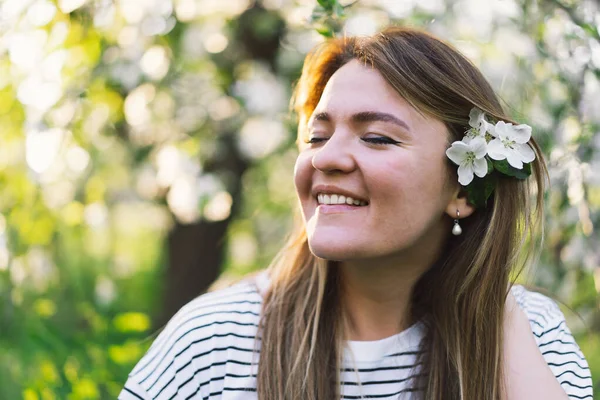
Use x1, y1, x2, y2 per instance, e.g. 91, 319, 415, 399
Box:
311, 131, 357, 174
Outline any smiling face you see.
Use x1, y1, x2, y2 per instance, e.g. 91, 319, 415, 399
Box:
294, 60, 462, 265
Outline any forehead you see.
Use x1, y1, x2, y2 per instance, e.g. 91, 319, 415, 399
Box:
313, 60, 417, 123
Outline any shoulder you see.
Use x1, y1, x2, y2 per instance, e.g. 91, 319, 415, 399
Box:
510, 284, 564, 334
119, 276, 264, 399
510, 284, 594, 399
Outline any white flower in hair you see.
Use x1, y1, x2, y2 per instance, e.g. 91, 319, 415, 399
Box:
464, 107, 492, 142
486, 121, 536, 169
445, 137, 488, 186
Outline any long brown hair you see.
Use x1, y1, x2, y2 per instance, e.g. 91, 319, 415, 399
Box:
255, 27, 547, 400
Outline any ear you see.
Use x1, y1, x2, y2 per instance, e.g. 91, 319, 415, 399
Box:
445, 187, 475, 219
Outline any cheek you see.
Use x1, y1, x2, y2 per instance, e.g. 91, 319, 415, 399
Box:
370, 154, 450, 209
293, 152, 313, 200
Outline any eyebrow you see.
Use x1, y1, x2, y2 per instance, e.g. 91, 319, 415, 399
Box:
311, 111, 410, 131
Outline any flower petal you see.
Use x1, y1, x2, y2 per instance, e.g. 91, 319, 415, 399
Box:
515, 143, 535, 163
506, 152, 524, 169
492, 121, 511, 139
479, 119, 492, 136
457, 164, 474, 186
469, 108, 484, 129
511, 124, 532, 143
470, 137, 488, 158
446, 141, 470, 165
486, 139, 508, 160
472, 157, 488, 178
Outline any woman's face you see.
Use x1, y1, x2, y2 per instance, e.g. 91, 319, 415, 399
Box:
294, 60, 460, 264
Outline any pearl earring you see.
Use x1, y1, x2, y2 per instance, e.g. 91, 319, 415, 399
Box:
452, 209, 462, 236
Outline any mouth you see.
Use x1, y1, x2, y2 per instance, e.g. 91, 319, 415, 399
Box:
316, 193, 369, 207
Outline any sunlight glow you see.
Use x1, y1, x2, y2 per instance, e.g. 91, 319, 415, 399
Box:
95, 276, 116, 306
140, 46, 170, 80
8, 30, 47, 71
167, 176, 200, 223
174, 0, 196, 22
203, 191, 232, 221
84, 203, 109, 229
1, 0, 34, 22
238, 117, 286, 160
27, 0, 57, 27
203, 32, 228, 53
66, 146, 91, 174
124, 83, 155, 126
58, 0, 88, 13
233, 64, 287, 115
25, 128, 65, 174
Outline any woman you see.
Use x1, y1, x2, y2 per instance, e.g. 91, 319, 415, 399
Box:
119, 27, 593, 399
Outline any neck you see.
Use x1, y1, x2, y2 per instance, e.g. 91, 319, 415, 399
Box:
340, 258, 424, 341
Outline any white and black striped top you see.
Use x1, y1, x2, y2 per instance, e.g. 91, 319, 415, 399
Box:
119, 273, 593, 399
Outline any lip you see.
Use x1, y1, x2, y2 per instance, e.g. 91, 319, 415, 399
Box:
311, 184, 369, 204
317, 203, 364, 214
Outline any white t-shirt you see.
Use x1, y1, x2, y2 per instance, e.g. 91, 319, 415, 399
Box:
119, 272, 593, 399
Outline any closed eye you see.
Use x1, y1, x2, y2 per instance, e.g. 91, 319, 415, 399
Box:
304, 137, 328, 144
362, 136, 401, 145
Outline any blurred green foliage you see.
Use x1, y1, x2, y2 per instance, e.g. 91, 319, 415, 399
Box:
0, 0, 599, 398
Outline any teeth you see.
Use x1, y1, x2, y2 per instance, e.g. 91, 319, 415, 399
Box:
317, 193, 367, 206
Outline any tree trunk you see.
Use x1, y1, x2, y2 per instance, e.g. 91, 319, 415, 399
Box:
160, 219, 229, 324
159, 133, 249, 325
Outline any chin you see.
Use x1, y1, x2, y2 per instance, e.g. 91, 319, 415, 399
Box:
307, 238, 363, 261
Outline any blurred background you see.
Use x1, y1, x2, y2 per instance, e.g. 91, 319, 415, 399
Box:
0, 0, 599, 398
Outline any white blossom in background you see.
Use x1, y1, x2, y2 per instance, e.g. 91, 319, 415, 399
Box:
0, 226, 9, 271
172, 72, 220, 131
155, 145, 201, 189
7, 26, 67, 116
26, 0, 56, 27
233, 62, 287, 115
140, 46, 170, 80
43, 181, 76, 209
167, 175, 201, 223
66, 145, 91, 175
124, 83, 156, 127
344, 13, 382, 36
84, 203, 109, 229
157, 146, 221, 223
118, 0, 173, 30
378, 0, 416, 19
136, 166, 160, 199
9, 257, 27, 287
95, 275, 117, 306
180, 24, 206, 59
238, 117, 287, 160
58, 0, 87, 13
208, 96, 241, 121
27, 247, 56, 292
1, 0, 35, 24
203, 191, 232, 221
229, 231, 258, 267
25, 127, 67, 174
166, 171, 227, 223
581, 70, 600, 124
7, 30, 47, 71
185, 0, 251, 19
93, 0, 116, 28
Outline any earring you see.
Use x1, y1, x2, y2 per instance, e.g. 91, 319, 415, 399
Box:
452, 209, 462, 236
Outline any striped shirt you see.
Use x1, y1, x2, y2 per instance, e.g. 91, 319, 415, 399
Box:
119, 273, 593, 399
